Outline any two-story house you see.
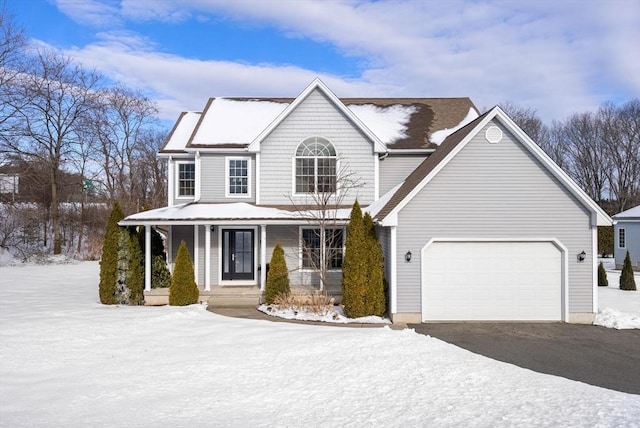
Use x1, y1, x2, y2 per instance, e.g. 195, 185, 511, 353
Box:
121, 78, 611, 323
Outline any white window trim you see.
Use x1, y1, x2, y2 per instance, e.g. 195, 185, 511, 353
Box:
225, 156, 252, 198
291, 137, 339, 198
298, 226, 345, 272
618, 227, 626, 248
175, 160, 196, 200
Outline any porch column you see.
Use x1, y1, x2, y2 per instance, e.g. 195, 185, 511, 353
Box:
144, 225, 151, 292
205, 225, 211, 291
260, 225, 267, 291
194, 225, 199, 285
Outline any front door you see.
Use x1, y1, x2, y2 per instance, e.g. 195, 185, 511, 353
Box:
222, 229, 254, 281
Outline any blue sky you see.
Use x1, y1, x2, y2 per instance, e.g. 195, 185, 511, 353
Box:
8, 0, 640, 126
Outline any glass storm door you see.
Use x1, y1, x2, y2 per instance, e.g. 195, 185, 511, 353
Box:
222, 229, 254, 281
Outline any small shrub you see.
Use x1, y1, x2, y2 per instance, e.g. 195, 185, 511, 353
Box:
169, 241, 199, 305
271, 291, 335, 315
264, 243, 290, 304
620, 251, 637, 291
597, 262, 608, 287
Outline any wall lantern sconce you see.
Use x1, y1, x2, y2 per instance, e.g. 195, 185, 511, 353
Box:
405, 251, 412, 263
577, 250, 586, 263
210, 225, 215, 232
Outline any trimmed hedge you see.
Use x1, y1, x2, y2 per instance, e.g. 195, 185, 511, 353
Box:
597, 262, 608, 287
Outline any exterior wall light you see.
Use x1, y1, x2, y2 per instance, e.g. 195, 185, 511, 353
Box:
577, 250, 586, 263
405, 251, 412, 263
210, 225, 215, 232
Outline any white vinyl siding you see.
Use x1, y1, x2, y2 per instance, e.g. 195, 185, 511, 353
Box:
395, 120, 593, 314
259, 89, 376, 206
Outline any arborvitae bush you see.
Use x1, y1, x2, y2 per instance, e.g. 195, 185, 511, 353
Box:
99, 202, 124, 304
116, 228, 132, 304
170, 241, 199, 305
598, 262, 609, 287
597, 226, 613, 256
127, 232, 144, 305
363, 213, 386, 316
619, 250, 637, 291
342, 200, 368, 318
151, 255, 172, 288
265, 242, 290, 304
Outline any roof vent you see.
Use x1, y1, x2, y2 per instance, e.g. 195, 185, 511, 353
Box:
485, 126, 502, 144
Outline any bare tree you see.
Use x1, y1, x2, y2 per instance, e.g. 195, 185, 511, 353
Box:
600, 100, 640, 212
92, 85, 158, 212
132, 129, 167, 208
1, 48, 101, 254
288, 160, 363, 291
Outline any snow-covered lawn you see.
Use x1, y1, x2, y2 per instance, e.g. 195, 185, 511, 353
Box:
595, 270, 640, 329
1, 262, 639, 427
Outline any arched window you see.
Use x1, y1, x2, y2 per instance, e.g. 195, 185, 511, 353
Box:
295, 137, 337, 194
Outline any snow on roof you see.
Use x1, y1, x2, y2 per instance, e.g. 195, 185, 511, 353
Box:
429, 107, 479, 145
162, 112, 201, 152
121, 202, 352, 224
189, 98, 290, 146
613, 204, 640, 220
348, 104, 417, 145
365, 182, 403, 218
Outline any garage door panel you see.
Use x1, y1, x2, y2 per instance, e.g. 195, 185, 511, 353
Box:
423, 241, 562, 321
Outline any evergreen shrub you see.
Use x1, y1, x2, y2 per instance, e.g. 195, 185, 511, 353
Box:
99, 202, 123, 304
170, 241, 199, 305
264, 243, 290, 304
597, 262, 608, 287
342, 200, 368, 318
620, 250, 637, 291
363, 213, 386, 316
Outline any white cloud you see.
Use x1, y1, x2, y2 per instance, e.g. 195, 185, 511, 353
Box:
52, 0, 640, 124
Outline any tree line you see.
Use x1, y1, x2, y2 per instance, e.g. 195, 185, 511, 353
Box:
499, 100, 640, 215
1, 9, 167, 258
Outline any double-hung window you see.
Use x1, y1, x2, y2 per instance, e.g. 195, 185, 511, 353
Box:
295, 137, 337, 194
301, 227, 344, 269
177, 162, 195, 197
226, 157, 251, 197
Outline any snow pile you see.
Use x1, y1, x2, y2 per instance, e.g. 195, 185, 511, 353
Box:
594, 308, 640, 329
429, 107, 479, 145
349, 104, 417, 145
1, 261, 640, 427
258, 303, 390, 324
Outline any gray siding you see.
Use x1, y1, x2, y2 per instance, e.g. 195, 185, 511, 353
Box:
260, 89, 376, 206
379, 154, 427, 196
200, 154, 256, 203
171, 225, 194, 264
377, 226, 392, 286
614, 222, 640, 269
395, 120, 594, 314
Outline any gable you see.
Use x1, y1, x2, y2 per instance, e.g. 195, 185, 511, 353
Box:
377, 107, 612, 227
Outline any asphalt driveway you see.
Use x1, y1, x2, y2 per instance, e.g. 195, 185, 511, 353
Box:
409, 323, 640, 394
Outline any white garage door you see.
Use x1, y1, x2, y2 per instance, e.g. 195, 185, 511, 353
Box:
422, 241, 562, 321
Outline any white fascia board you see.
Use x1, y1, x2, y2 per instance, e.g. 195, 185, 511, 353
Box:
184, 147, 248, 153
386, 149, 436, 154
247, 78, 388, 154
119, 219, 351, 227
491, 107, 612, 227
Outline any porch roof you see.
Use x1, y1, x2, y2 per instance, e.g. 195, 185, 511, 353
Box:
119, 202, 353, 226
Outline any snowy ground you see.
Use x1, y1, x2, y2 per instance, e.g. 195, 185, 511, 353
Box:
595, 270, 640, 329
1, 262, 639, 427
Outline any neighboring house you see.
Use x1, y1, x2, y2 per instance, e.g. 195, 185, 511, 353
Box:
613, 205, 640, 271
121, 78, 611, 323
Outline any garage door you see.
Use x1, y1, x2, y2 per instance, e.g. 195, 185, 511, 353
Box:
422, 241, 562, 321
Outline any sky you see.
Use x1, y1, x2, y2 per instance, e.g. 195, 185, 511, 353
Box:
6, 0, 640, 128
